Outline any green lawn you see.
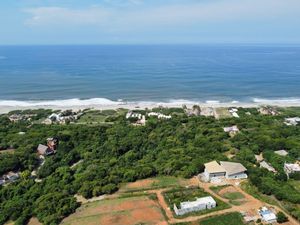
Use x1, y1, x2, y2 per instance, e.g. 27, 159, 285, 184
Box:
209, 185, 230, 194
289, 180, 300, 192
77, 109, 126, 124
223, 192, 245, 200
199, 212, 245, 225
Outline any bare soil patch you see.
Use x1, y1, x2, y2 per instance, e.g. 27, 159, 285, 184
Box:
61, 195, 167, 225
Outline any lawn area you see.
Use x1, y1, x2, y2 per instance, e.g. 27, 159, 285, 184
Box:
240, 181, 279, 207
199, 212, 245, 225
210, 185, 245, 206
61, 195, 167, 225
120, 176, 190, 192
163, 187, 230, 218
289, 180, 300, 192
76, 109, 126, 124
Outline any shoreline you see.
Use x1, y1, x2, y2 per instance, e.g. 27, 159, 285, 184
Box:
1, 101, 300, 114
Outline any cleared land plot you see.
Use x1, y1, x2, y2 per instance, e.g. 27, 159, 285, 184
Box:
77, 109, 126, 124
61, 195, 167, 225
120, 176, 191, 192
210, 185, 246, 206
199, 212, 245, 225
163, 187, 230, 218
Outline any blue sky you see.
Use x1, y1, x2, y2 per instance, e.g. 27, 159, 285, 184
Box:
1, 0, 300, 45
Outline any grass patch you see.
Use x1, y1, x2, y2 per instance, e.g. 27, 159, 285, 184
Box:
223, 192, 245, 200
163, 187, 230, 218
199, 212, 245, 225
240, 181, 279, 207
209, 185, 230, 194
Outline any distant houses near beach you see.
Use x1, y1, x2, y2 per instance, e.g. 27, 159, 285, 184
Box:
126, 110, 172, 126
284, 117, 300, 126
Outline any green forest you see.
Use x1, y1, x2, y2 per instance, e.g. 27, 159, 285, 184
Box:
0, 107, 300, 225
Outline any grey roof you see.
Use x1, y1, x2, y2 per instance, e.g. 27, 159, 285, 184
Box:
37, 144, 48, 155
220, 161, 247, 176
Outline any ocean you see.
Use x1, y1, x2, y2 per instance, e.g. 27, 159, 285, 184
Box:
0, 45, 300, 107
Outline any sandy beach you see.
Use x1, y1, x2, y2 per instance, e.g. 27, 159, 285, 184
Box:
1, 100, 300, 114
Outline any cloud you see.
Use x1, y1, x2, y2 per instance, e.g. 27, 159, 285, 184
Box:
23, 0, 300, 30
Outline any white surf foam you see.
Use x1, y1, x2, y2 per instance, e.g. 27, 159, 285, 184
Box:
0, 98, 122, 107
252, 98, 300, 105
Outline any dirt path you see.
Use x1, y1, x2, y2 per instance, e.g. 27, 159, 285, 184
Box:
150, 177, 300, 225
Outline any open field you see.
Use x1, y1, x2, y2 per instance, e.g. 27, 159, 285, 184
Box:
199, 212, 245, 225
211, 185, 246, 206
61, 195, 167, 225
76, 109, 127, 124
120, 176, 191, 192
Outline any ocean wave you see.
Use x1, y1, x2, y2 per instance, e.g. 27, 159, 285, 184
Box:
252, 98, 300, 104
0, 98, 122, 107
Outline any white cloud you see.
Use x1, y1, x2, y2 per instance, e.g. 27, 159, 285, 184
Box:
23, 0, 300, 29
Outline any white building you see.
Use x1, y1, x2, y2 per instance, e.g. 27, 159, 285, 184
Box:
259, 207, 277, 223
174, 196, 216, 216
284, 163, 300, 175
260, 161, 277, 173
203, 161, 226, 181
284, 117, 300, 126
203, 161, 247, 181
229, 108, 239, 118
223, 125, 239, 134
148, 112, 172, 119
220, 161, 248, 179
274, 150, 288, 157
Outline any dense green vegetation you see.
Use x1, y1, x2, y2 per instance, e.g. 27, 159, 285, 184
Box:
1, 107, 300, 224
199, 212, 245, 225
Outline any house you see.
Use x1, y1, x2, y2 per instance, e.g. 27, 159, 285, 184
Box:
203, 161, 247, 181
284, 163, 300, 175
0, 178, 5, 186
284, 117, 300, 126
259, 107, 279, 116
223, 126, 239, 135
255, 154, 264, 162
174, 196, 216, 216
229, 108, 239, 118
260, 161, 277, 173
259, 207, 277, 223
203, 161, 226, 181
37, 137, 59, 156
274, 150, 288, 157
37, 144, 52, 156
148, 112, 172, 119
6, 172, 20, 182
220, 161, 248, 179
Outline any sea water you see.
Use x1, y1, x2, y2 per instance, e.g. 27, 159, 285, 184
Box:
0, 45, 300, 106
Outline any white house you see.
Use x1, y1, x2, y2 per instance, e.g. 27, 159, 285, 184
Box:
203, 161, 226, 181
220, 161, 248, 179
203, 161, 247, 181
260, 161, 277, 173
223, 125, 239, 133
284, 163, 300, 175
259, 207, 277, 223
174, 196, 216, 216
284, 117, 300, 126
274, 150, 288, 157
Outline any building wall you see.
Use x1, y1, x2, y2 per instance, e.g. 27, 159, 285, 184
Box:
226, 172, 248, 179
174, 201, 216, 216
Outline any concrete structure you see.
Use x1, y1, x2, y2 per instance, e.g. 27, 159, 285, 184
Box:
259, 207, 277, 223
284, 163, 300, 175
284, 117, 300, 126
260, 161, 277, 173
255, 154, 264, 162
204, 161, 247, 181
229, 108, 239, 118
204, 161, 226, 181
174, 196, 216, 216
220, 161, 248, 179
274, 150, 288, 156
148, 112, 172, 119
